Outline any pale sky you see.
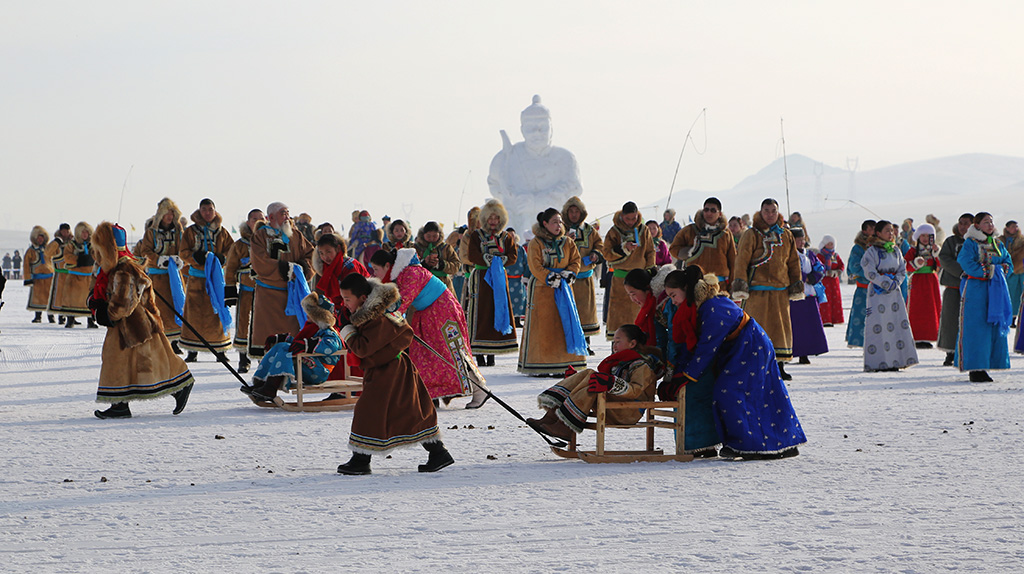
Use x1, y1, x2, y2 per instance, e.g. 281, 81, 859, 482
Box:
3, 1, 1023, 234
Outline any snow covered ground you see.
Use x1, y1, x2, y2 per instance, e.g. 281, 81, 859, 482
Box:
1, 281, 1022, 573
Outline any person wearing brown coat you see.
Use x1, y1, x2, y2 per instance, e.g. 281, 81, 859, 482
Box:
248, 202, 313, 358
62, 221, 97, 328
24, 226, 54, 323
138, 198, 186, 351
335, 274, 451, 475
45, 223, 72, 323
561, 196, 603, 341
463, 199, 519, 364
178, 199, 234, 361
731, 198, 803, 380
414, 221, 460, 293
90, 222, 194, 419
601, 201, 655, 339
224, 209, 263, 372
668, 197, 736, 288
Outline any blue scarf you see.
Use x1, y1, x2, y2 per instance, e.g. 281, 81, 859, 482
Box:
286, 262, 311, 327
203, 252, 232, 333
484, 256, 513, 335
548, 268, 588, 355
167, 257, 186, 326
988, 264, 1013, 336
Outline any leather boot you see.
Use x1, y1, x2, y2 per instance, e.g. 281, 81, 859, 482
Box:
95, 402, 132, 419
337, 453, 372, 475
419, 441, 454, 473
32, 312, 42, 323
184, 351, 198, 363
238, 352, 251, 374
251, 375, 284, 402
172, 382, 194, 415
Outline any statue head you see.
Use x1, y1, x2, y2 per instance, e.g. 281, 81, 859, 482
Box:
520, 95, 552, 154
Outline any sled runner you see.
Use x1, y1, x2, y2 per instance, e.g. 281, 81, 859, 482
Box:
550, 388, 693, 463
251, 350, 363, 412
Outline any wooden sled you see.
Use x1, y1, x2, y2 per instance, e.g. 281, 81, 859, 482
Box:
550, 389, 694, 464
251, 350, 363, 412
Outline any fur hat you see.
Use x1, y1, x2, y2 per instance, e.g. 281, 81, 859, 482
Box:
477, 199, 509, 231
150, 197, 182, 230
74, 221, 94, 242
818, 234, 836, 250
913, 223, 935, 242
301, 292, 336, 328
561, 196, 589, 226
390, 248, 419, 279
30, 225, 49, 245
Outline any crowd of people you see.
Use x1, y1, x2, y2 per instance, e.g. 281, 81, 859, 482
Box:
11, 193, 1023, 470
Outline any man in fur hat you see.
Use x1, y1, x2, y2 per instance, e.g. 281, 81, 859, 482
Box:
89, 222, 195, 419
660, 208, 682, 243
138, 198, 186, 353
23, 226, 54, 323
248, 202, 313, 358
178, 198, 234, 361
62, 222, 97, 328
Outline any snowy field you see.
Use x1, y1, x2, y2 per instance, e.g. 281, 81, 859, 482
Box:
1, 281, 1022, 573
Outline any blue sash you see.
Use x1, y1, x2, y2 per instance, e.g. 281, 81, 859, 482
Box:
750, 285, 785, 291
32, 273, 54, 280
69, 270, 94, 277
240, 284, 254, 293
286, 263, 311, 327
484, 257, 513, 335
411, 275, 448, 311
988, 264, 1013, 336
547, 268, 588, 356
576, 268, 594, 279
203, 252, 232, 333
167, 257, 186, 326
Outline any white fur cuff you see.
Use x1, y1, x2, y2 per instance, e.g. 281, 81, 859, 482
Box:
340, 324, 357, 341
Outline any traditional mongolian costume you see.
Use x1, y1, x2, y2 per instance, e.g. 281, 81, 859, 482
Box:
904, 224, 941, 344
602, 207, 655, 339
669, 209, 736, 287
861, 239, 918, 371
23, 226, 53, 318
814, 234, 845, 326
845, 231, 872, 348
517, 220, 586, 375
178, 209, 234, 355
464, 200, 519, 357
790, 242, 829, 360
955, 226, 1012, 375
248, 217, 313, 357
224, 220, 256, 363
561, 196, 603, 337
138, 198, 186, 343
62, 222, 96, 319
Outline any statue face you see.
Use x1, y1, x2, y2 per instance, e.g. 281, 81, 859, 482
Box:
521, 117, 552, 153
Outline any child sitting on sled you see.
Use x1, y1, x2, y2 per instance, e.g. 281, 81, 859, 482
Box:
245, 292, 343, 402
526, 324, 664, 441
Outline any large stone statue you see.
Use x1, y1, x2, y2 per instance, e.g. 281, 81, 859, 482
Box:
487, 95, 583, 238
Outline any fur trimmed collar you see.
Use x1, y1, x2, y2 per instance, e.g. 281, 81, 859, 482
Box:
190, 209, 223, 230
965, 225, 993, 244
532, 221, 566, 242
302, 292, 336, 329
692, 209, 726, 231
693, 274, 722, 309
350, 278, 400, 327
561, 195, 588, 226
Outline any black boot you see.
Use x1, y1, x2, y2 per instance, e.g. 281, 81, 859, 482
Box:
32, 312, 42, 323
95, 402, 132, 419
87, 317, 98, 329
48, 314, 56, 323
251, 375, 284, 402
214, 352, 229, 364
778, 362, 792, 381
476, 354, 486, 367
171, 341, 183, 355
238, 352, 251, 374
172, 382, 194, 415
184, 351, 198, 363
969, 370, 993, 383
915, 341, 933, 349
586, 337, 595, 356
943, 352, 954, 367
58, 315, 66, 325
64, 316, 78, 329
798, 356, 810, 365
486, 355, 495, 367
337, 453, 372, 475
419, 441, 455, 473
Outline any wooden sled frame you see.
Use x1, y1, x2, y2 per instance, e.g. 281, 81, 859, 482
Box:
551, 388, 694, 463
252, 349, 364, 412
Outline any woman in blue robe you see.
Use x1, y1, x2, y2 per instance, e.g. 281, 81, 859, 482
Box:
956, 212, 1013, 382
659, 266, 805, 459
845, 221, 875, 348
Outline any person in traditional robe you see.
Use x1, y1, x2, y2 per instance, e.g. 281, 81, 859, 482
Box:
669, 197, 736, 290
463, 199, 519, 365
335, 274, 452, 475
89, 222, 194, 419
178, 199, 234, 361
517, 208, 586, 376
813, 234, 845, 327
846, 221, 875, 348
937, 214, 973, 366
861, 220, 919, 372
138, 198, 186, 353
602, 201, 655, 339
23, 226, 54, 323
413, 221, 461, 294
62, 221, 97, 328
224, 208, 263, 372
904, 223, 941, 348
789, 228, 828, 364
731, 199, 802, 380
248, 202, 313, 358
46, 223, 72, 324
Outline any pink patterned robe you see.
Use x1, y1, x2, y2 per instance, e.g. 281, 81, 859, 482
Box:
394, 264, 475, 400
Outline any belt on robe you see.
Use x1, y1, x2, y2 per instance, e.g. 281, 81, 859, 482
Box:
724, 313, 750, 343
